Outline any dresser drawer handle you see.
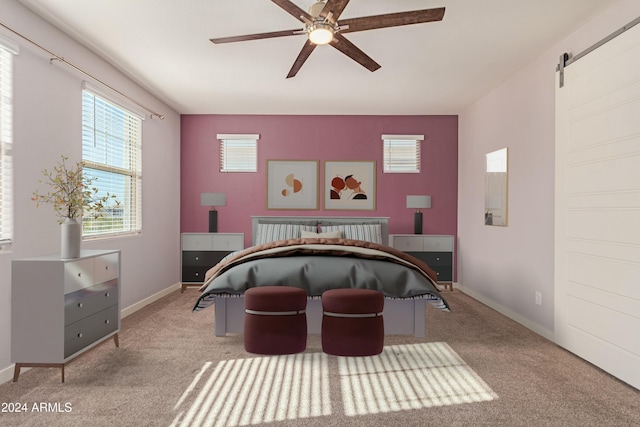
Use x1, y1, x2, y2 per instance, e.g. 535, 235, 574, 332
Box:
77, 272, 82, 278
436, 257, 440, 261
77, 302, 83, 308
105, 292, 110, 298
104, 319, 110, 325
195, 272, 200, 277
77, 333, 83, 338
195, 256, 200, 261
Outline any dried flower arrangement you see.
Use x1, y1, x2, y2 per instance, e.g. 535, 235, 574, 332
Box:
32, 155, 119, 223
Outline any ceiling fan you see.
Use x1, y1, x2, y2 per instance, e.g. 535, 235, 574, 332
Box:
210, 0, 445, 78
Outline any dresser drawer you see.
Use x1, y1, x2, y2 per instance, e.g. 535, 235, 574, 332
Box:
182, 266, 210, 283
94, 253, 119, 284
182, 251, 227, 267
210, 234, 244, 250
392, 236, 423, 252
423, 236, 454, 252
182, 234, 214, 250
64, 305, 118, 358
409, 252, 453, 282
65, 280, 119, 326
64, 253, 120, 294
412, 252, 452, 267
64, 259, 95, 293
432, 266, 453, 282
182, 233, 244, 251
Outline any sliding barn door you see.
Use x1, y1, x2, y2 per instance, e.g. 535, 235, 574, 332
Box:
555, 21, 640, 389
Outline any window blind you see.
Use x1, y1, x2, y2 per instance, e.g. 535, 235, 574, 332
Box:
218, 134, 259, 172
82, 90, 142, 237
0, 38, 18, 245
382, 135, 424, 173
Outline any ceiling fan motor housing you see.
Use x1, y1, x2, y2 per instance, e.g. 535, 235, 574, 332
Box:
309, 1, 327, 18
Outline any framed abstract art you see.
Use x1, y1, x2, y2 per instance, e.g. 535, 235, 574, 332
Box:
266, 160, 319, 209
324, 161, 376, 210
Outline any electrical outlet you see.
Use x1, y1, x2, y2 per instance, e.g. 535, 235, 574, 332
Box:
535, 291, 542, 306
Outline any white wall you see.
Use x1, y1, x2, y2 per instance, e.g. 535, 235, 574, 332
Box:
458, 0, 640, 338
0, 2, 181, 374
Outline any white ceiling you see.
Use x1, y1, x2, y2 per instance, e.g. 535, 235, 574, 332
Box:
20, 0, 615, 115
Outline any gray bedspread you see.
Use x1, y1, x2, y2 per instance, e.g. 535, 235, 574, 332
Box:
193, 239, 450, 312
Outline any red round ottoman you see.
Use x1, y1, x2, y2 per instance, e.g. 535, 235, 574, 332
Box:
321, 288, 384, 356
244, 286, 307, 355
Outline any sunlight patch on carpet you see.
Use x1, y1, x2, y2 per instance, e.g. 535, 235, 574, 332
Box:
173, 352, 331, 427
171, 342, 497, 426
339, 342, 498, 416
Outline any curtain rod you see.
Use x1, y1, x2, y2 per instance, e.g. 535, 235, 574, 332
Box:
0, 21, 165, 120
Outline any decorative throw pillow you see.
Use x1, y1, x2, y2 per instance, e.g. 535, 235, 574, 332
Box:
300, 230, 342, 239
320, 224, 383, 244
255, 223, 316, 245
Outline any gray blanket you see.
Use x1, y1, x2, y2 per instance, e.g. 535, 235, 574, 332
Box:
193, 241, 450, 312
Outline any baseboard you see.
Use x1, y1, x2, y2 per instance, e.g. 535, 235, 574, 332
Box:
1, 282, 181, 385
121, 282, 181, 319
0, 363, 17, 385
456, 283, 555, 342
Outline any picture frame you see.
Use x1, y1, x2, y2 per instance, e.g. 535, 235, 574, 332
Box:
324, 160, 376, 210
267, 160, 319, 210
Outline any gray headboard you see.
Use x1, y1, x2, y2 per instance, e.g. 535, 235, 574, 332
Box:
251, 216, 390, 246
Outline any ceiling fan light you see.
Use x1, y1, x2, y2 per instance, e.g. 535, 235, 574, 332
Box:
308, 23, 334, 45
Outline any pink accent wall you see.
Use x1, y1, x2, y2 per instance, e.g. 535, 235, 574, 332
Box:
181, 115, 458, 247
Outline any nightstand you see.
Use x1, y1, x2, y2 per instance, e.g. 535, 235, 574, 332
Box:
181, 233, 244, 292
389, 234, 455, 291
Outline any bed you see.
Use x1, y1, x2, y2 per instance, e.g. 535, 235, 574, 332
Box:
193, 216, 449, 337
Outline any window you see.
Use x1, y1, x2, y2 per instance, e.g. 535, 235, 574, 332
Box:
0, 36, 18, 246
218, 134, 259, 172
82, 85, 143, 237
382, 135, 424, 173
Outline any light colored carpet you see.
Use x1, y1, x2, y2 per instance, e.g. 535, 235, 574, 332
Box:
1, 289, 639, 426
171, 342, 497, 426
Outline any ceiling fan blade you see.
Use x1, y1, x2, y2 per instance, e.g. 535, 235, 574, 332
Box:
210, 29, 303, 44
271, 0, 312, 23
286, 41, 317, 78
339, 7, 445, 34
320, 0, 351, 22
330, 33, 381, 72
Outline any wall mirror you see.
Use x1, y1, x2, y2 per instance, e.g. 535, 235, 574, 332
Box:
485, 147, 508, 226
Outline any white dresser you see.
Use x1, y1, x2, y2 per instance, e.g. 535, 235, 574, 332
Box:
389, 234, 455, 290
11, 249, 121, 382
181, 233, 244, 292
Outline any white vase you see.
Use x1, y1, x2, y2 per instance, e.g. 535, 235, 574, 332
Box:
61, 217, 81, 259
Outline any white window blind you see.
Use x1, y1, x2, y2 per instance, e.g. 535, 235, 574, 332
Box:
0, 37, 18, 246
218, 134, 259, 172
82, 89, 142, 237
382, 135, 424, 173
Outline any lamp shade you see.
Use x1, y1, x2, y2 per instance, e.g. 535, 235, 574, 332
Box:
201, 193, 226, 207
406, 195, 431, 209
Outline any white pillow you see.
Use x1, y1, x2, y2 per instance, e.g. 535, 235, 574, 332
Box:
255, 223, 316, 245
320, 224, 382, 244
300, 230, 342, 239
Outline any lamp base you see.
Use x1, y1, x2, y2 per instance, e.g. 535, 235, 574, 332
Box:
209, 210, 218, 233
414, 212, 423, 235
